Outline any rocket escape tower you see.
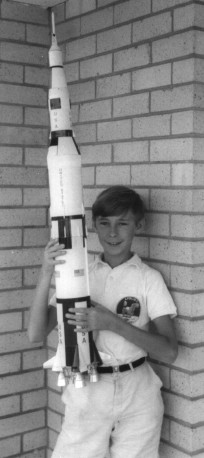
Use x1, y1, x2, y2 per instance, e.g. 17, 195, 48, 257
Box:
44, 13, 101, 387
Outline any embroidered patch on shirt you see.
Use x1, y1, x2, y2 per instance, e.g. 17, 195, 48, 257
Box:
116, 296, 141, 324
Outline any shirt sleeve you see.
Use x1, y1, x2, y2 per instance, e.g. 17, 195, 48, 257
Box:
145, 268, 177, 320
49, 292, 56, 307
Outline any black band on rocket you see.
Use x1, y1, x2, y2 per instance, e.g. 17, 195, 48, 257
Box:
50, 130, 73, 145
52, 215, 87, 249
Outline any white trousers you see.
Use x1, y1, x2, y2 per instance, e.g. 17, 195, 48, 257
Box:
52, 362, 164, 458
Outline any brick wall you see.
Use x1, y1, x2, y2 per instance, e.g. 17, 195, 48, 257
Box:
47, 1, 204, 457
0, 1, 50, 457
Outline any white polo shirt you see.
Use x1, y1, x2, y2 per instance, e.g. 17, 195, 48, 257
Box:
88, 253, 176, 365
50, 253, 177, 366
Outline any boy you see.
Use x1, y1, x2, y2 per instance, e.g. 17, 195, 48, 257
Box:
28, 185, 178, 458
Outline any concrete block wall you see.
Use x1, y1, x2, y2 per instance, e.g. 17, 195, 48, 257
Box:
46, 1, 204, 457
0, 1, 50, 457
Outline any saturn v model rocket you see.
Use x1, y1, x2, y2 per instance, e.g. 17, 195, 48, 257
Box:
43, 13, 101, 387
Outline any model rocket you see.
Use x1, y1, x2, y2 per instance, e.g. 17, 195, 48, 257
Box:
43, 13, 101, 387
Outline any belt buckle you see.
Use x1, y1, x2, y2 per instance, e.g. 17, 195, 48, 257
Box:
113, 365, 119, 373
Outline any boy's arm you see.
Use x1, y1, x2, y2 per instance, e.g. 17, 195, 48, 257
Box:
66, 303, 178, 364
28, 240, 65, 343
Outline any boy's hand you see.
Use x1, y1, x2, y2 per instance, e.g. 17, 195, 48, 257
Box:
66, 301, 116, 333
42, 239, 66, 275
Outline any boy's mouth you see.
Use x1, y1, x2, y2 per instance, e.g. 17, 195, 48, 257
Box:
107, 241, 121, 246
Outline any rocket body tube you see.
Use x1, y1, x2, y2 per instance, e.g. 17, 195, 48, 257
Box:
44, 14, 101, 384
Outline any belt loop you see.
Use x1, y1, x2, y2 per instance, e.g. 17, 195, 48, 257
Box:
129, 362, 134, 372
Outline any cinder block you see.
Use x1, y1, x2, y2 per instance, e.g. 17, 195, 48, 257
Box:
47, 409, 62, 434
22, 389, 47, 411
24, 148, 47, 166
0, 83, 47, 106
0, 167, 47, 186
81, 7, 113, 34
171, 163, 194, 186
114, 0, 151, 24
0, 228, 22, 247
82, 166, 95, 185
159, 442, 190, 458
23, 188, 49, 206
66, 35, 96, 61
66, 0, 96, 18
131, 236, 149, 258
176, 317, 204, 346
133, 114, 171, 137
0, 436, 21, 458
79, 100, 112, 122
0, 62, 23, 83
97, 120, 131, 141
133, 63, 171, 91
171, 422, 204, 454
171, 215, 204, 238
96, 165, 130, 185
81, 144, 112, 164
133, 12, 171, 42
151, 85, 194, 112
195, 30, 204, 55
131, 163, 170, 186
0, 20, 25, 40
83, 187, 104, 208
0, 247, 43, 268
48, 390, 65, 415
68, 81, 95, 103
150, 238, 204, 264
172, 291, 204, 318
0, 395, 20, 417
0, 289, 35, 312
25, 108, 49, 126
1, 0, 48, 23
174, 3, 204, 31
52, 2, 65, 23
57, 18, 80, 42
193, 189, 204, 212
114, 44, 150, 71
194, 164, 204, 186
171, 265, 204, 294
113, 93, 149, 117
152, 31, 194, 62
26, 24, 50, 45
0, 147, 22, 165
173, 58, 195, 84
23, 349, 47, 370
0, 370, 44, 396
153, 0, 190, 13
97, 74, 130, 98
150, 138, 193, 162
74, 123, 96, 143
64, 62, 79, 82
0, 208, 46, 228
0, 410, 45, 439
23, 427, 47, 452
97, 24, 131, 53
171, 371, 204, 398
150, 189, 194, 212
1, 42, 48, 66
23, 228, 49, 247
163, 391, 204, 424
0, 188, 22, 206
175, 345, 204, 372
24, 267, 40, 286
171, 110, 194, 134
0, 353, 21, 375
0, 105, 23, 125
25, 66, 49, 86
0, 126, 48, 146
80, 54, 112, 79
145, 213, 169, 236
113, 141, 148, 163
0, 312, 22, 332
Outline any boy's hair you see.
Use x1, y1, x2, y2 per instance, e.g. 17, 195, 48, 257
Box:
92, 186, 145, 222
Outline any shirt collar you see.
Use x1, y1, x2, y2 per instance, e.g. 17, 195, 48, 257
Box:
89, 252, 142, 272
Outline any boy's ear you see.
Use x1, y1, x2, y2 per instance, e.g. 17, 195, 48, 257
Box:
135, 218, 145, 234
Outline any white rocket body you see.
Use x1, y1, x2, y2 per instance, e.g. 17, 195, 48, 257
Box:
44, 15, 100, 385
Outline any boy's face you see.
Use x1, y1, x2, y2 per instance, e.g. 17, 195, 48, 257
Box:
94, 210, 141, 267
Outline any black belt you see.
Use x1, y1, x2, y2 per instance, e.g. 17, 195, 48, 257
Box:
97, 357, 146, 374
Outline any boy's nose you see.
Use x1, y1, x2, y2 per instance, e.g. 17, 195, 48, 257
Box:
109, 225, 117, 237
